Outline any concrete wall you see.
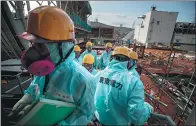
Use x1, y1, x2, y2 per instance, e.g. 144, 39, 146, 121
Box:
174, 33, 196, 51
147, 11, 178, 45
134, 11, 152, 44
174, 34, 195, 44
134, 10, 178, 46
134, 25, 139, 40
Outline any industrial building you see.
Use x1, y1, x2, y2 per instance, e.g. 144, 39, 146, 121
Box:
89, 21, 115, 45
173, 22, 196, 51
134, 7, 178, 47
89, 21, 133, 45
134, 7, 195, 51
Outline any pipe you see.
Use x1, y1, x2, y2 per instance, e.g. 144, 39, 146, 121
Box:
15, 1, 26, 29
145, 92, 168, 107
151, 113, 176, 126
64, 1, 69, 12
26, 1, 31, 12
1, 64, 22, 66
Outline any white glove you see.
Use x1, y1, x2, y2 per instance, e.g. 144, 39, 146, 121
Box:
144, 102, 154, 113
11, 94, 33, 116
149, 104, 154, 113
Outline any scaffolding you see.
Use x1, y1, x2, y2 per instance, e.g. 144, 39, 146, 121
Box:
140, 29, 195, 125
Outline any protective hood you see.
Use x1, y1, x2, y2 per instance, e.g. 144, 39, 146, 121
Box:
107, 59, 129, 72
130, 60, 136, 70
46, 42, 75, 65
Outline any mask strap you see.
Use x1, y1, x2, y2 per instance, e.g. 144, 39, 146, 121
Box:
58, 43, 63, 63
43, 74, 49, 95
56, 43, 74, 67
127, 61, 136, 70
89, 65, 93, 73
43, 43, 74, 95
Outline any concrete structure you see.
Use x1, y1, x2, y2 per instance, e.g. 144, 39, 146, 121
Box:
122, 30, 135, 42
134, 7, 178, 47
173, 22, 196, 51
89, 21, 115, 45
89, 21, 132, 45
114, 26, 132, 44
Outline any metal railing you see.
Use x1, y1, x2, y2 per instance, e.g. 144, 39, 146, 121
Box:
147, 113, 176, 126
67, 11, 91, 32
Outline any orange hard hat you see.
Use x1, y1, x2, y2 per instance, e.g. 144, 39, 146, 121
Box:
18, 6, 75, 42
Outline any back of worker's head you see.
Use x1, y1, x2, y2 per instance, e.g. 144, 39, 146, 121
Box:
112, 46, 130, 62
86, 41, 93, 52
82, 54, 94, 72
105, 42, 112, 52
18, 6, 75, 76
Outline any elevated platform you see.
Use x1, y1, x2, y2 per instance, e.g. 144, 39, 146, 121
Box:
1, 59, 27, 72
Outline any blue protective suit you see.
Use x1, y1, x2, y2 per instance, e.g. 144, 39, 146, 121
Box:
129, 60, 140, 79
74, 56, 82, 65
81, 50, 98, 69
91, 68, 97, 75
24, 42, 95, 125
99, 51, 112, 70
94, 59, 151, 125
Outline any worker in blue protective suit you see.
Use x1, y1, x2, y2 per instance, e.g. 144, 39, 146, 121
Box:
82, 54, 97, 76
10, 6, 95, 125
81, 41, 98, 69
74, 45, 82, 64
128, 51, 140, 79
99, 42, 113, 70
93, 46, 153, 125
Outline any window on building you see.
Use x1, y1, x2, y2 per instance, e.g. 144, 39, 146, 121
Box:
175, 39, 181, 43
157, 21, 160, 25
141, 21, 144, 28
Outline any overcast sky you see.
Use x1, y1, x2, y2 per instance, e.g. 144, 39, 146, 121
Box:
89, 1, 195, 28
8, 1, 195, 28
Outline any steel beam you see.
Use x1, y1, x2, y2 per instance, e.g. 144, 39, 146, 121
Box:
15, 1, 26, 29
9, 1, 16, 10
26, 1, 31, 12
51, 1, 56, 6
56, 1, 61, 8
2, 1, 28, 50
1, 9, 22, 56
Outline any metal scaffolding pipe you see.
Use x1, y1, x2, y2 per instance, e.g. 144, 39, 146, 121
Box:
2, 31, 19, 58
56, 1, 61, 8
64, 1, 69, 12
26, 1, 31, 12
151, 113, 176, 126
185, 104, 196, 125
145, 92, 168, 107
15, 1, 26, 29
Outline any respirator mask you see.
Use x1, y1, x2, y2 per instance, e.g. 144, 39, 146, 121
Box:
21, 43, 55, 76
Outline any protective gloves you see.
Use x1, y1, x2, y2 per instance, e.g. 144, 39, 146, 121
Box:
9, 94, 33, 117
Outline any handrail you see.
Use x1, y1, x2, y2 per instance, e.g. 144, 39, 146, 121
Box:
145, 92, 168, 107
150, 113, 176, 126
68, 11, 91, 32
